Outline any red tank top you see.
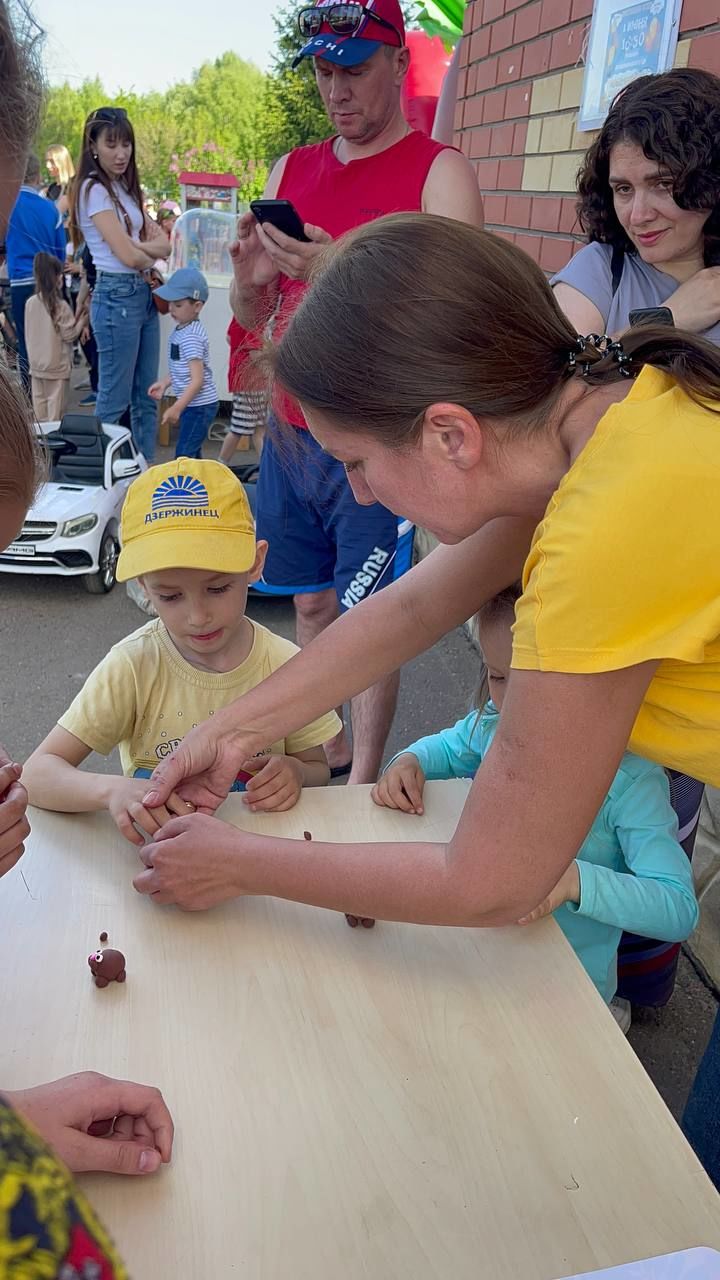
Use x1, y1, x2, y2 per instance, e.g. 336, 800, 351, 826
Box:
275, 130, 450, 427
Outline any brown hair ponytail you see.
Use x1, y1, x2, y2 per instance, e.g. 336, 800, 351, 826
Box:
273, 214, 720, 441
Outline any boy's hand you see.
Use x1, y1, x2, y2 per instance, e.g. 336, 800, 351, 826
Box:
241, 755, 303, 812
107, 777, 195, 846
371, 754, 426, 815
517, 861, 581, 925
148, 381, 166, 402
161, 403, 180, 428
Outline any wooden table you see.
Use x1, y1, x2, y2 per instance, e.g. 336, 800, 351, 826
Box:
1, 782, 719, 1279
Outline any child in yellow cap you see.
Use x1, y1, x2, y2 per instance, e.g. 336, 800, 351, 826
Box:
24, 459, 340, 844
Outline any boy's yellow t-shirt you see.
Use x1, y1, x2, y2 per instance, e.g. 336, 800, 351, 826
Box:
59, 618, 341, 786
512, 366, 720, 786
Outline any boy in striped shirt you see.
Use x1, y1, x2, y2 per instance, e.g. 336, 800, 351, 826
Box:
149, 267, 219, 459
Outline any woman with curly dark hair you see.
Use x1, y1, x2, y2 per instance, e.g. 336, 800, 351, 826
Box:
553, 68, 720, 341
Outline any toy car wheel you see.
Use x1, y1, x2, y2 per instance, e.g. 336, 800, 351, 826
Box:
83, 528, 118, 594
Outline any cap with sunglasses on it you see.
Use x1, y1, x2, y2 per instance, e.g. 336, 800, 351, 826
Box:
85, 106, 129, 129
293, 0, 405, 69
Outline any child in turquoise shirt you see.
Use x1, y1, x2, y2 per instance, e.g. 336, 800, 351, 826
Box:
372, 585, 699, 1021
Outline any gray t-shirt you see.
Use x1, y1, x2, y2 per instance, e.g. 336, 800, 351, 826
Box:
552, 241, 720, 347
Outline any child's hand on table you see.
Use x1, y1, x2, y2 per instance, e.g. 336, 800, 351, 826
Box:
371, 753, 426, 815
241, 755, 303, 812
517, 861, 581, 925
107, 777, 195, 846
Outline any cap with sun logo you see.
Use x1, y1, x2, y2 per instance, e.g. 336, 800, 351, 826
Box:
116, 457, 256, 581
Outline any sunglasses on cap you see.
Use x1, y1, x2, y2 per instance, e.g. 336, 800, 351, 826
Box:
297, 3, 402, 43
86, 106, 129, 127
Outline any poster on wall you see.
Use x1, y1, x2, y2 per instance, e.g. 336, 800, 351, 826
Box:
578, 0, 682, 131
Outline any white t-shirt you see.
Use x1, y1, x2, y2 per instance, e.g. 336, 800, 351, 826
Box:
78, 178, 143, 274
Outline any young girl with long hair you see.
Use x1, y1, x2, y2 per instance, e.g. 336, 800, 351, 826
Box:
44, 142, 74, 220
69, 107, 170, 460
24, 250, 87, 421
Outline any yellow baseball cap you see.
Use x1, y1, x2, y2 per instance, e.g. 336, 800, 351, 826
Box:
116, 458, 256, 582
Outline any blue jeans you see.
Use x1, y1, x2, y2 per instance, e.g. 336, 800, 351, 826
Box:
10, 281, 35, 394
91, 272, 159, 461
176, 400, 219, 460
683, 1006, 720, 1189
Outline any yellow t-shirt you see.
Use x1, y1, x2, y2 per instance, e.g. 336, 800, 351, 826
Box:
59, 618, 341, 786
512, 366, 720, 786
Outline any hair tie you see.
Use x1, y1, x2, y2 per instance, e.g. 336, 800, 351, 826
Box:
566, 334, 634, 378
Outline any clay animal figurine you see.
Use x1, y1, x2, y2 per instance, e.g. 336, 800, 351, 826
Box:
88, 947, 127, 988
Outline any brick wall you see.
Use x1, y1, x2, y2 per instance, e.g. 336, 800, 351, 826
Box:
454, 0, 720, 269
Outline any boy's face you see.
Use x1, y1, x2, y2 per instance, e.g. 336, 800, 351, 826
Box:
168, 297, 204, 324
140, 546, 267, 667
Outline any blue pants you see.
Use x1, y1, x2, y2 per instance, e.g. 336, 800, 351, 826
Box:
91, 272, 159, 462
683, 1007, 720, 1189
254, 422, 407, 610
10, 281, 35, 394
176, 400, 219, 460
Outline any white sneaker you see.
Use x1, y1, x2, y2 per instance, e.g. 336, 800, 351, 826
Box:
610, 996, 632, 1035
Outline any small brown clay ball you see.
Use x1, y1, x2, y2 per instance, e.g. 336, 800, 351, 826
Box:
99, 931, 108, 943
303, 830, 312, 841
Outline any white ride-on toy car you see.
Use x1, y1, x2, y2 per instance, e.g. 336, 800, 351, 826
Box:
0, 415, 147, 594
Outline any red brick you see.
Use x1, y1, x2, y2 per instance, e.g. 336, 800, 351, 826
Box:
475, 56, 499, 92
483, 86, 507, 121
459, 37, 470, 67
475, 157, 501, 189
505, 193, 532, 226
464, 94, 486, 128
454, 101, 465, 131
504, 82, 531, 117
490, 13, 515, 51
521, 34, 552, 77
540, 236, 575, 272
484, 193, 507, 223
514, 0, 542, 42
680, 0, 720, 31
463, 0, 477, 34
499, 156, 524, 188
540, 0, 572, 30
497, 50, 522, 82
512, 120, 528, 153
469, 125, 493, 158
490, 121, 515, 154
483, 0, 505, 20
466, 63, 479, 95
495, 229, 515, 242
689, 32, 720, 74
456, 67, 468, 98
549, 23, 585, 70
559, 196, 580, 234
460, 130, 472, 156
531, 196, 561, 232
571, 0, 593, 16
504, 0, 526, 9
470, 25, 491, 61
516, 232, 542, 262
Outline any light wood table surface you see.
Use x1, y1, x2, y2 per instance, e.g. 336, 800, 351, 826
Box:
1, 782, 719, 1279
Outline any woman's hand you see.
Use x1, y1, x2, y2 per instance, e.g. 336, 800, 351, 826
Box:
6, 1072, 174, 1175
255, 220, 331, 282
133, 813, 246, 909
241, 754, 303, 812
371, 754, 426, 815
665, 266, 720, 334
106, 776, 194, 847
0, 746, 29, 878
517, 860, 580, 925
141, 715, 254, 812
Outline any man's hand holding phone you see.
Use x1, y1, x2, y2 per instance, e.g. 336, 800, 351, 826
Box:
229, 211, 281, 292
254, 217, 332, 282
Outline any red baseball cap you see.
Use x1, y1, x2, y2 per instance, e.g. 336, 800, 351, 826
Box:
293, 0, 406, 69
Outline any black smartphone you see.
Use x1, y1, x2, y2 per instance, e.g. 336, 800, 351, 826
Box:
250, 198, 309, 242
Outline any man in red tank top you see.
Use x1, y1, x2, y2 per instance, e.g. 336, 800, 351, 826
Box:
229, 0, 484, 784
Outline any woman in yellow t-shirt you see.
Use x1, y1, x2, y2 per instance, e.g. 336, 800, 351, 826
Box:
139, 216, 720, 1163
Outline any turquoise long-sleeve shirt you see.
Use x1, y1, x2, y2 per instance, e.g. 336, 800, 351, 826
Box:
392, 706, 699, 1003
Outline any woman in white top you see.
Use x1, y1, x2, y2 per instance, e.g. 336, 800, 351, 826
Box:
69, 107, 170, 461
